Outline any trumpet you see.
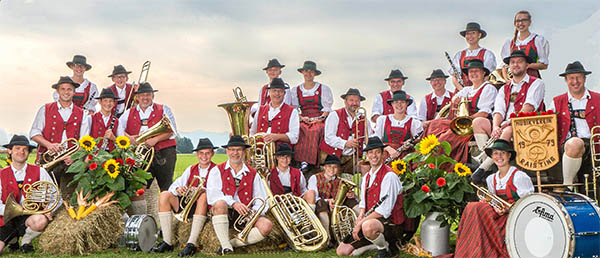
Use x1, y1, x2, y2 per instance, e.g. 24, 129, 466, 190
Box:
471, 182, 511, 211
174, 176, 205, 223
3, 181, 60, 223
40, 138, 80, 170
124, 61, 151, 110
233, 197, 266, 242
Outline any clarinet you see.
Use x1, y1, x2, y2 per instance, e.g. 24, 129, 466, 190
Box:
385, 131, 423, 164
100, 116, 117, 151
445, 51, 465, 88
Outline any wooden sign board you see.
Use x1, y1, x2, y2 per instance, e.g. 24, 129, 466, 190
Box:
511, 114, 559, 171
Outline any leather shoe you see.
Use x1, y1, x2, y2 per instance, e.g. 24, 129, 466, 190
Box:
216, 247, 233, 255
374, 248, 391, 258
152, 241, 174, 253
178, 243, 196, 257
20, 243, 34, 253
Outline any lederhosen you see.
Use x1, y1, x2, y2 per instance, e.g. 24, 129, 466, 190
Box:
424, 92, 453, 121
90, 112, 119, 152
294, 84, 325, 165
510, 35, 541, 78
125, 104, 177, 191
109, 83, 133, 117
176, 163, 216, 218
459, 49, 487, 87
72, 80, 91, 108
269, 167, 302, 196
0, 165, 41, 242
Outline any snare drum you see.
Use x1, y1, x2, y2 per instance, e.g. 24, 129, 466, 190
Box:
505, 192, 600, 258
124, 214, 158, 252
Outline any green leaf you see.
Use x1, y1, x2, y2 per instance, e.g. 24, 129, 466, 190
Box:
413, 190, 429, 203
108, 176, 125, 191
441, 141, 451, 156
405, 199, 432, 218
70, 150, 87, 160
404, 152, 420, 162
136, 169, 152, 180
436, 155, 456, 167
117, 192, 132, 209
451, 189, 464, 202
66, 160, 86, 173
431, 191, 445, 200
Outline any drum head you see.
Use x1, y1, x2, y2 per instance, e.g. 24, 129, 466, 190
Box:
137, 215, 158, 252
505, 193, 573, 258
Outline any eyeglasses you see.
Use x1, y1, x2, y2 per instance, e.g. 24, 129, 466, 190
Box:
114, 75, 127, 79
515, 18, 530, 24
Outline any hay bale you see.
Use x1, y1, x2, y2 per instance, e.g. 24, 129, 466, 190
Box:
39, 205, 124, 255
145, 178, 159, 220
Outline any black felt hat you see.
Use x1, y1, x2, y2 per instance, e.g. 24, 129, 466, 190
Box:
559, 61, 592, 77
221, 135, 251, 149
297, 61, 321, 76
95, 88, 119, 100
322, 154, 341, 165
484, 139, 516, 161
134, 82, 158, 94
461, 59, 490, 76
426, 69, 449, 80
3, 135, 36, 151
66, 55, 92, 70
108, 65, 132, 77
51, 76, 80, 89
460, 22, 487, 39
363, 136, 387, 152
503, 50, 534, 65
386, 90, 413, 106
193, 138, 218, 151
340, 88, 366, 101
274, 143, 294, 156
384, 69, 408, 81
263, 59, 285, 70
267, 78, 289, 89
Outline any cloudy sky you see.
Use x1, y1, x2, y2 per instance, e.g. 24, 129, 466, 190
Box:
1, 0, 599, 143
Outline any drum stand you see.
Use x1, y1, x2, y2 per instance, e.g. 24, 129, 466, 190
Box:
534, 170, 598, 204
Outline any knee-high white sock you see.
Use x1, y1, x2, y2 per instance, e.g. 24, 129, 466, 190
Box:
474, 134, 489, 151
351, 244, 377, 256
212, 214, 233, 250
20, 227, 41, 245
158, 211, 173, 245
479, 157, 494, 171
131, 200, 147, 215
318, 212, 330, 233
187, 215, 207, 245
563, 154, 582, 186
309, 204, 316, 212
230, 227, 266, 247
367, 232, 388, 250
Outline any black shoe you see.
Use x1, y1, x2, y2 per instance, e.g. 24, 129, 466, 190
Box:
152, 241, 174, 253
327, 239, 336, 249
20, 243, 34, 253
216, 247, 233, 255
178, 243, 196, 257
374, 248, 391, 258
7, 242, 19, 252
470, 168, 487, 184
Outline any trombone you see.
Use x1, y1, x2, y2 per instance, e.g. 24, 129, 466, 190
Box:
124, 61, 151, 109
352, 107, 369, 174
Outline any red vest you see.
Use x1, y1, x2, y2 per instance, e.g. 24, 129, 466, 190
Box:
217, 162, 257, 206
315, 173, 340, 200
72, 81, 91, 108
468, 83, 491, 114
382, 116, 412, 149
125, 103, 176, 151
510, 35, 541, 78
364, 165, 405, 224
269, 167, 302, 196
188, 162, 217, 188
90, 112, 119, 151
109, 83, 133, 116
553, 91, 600, 146
38, 102, 84, 158
424, 92, 453, 120
259, 84, 270, 105
319, 108, 366, 157
502, 76, 544, 115
380, 91, 394, 115
256, 103, 294, 147
459, 49, 487, 87
493, 168, 520, 203
296, 84, 323, 118
0, 165, 41, 226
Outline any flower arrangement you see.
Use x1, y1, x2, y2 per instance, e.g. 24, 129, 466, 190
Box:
390, 134, 473, 227
66, 135, 152, 210
509, 109, 554, 118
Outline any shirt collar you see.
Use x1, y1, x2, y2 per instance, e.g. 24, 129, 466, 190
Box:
368, 163, 384, 177
225, 160, 250, 176
11, 163, 27, 173
567, 88, 590, 101
269, 102, 283, 111
277, 167, 290, 174
300, 82, 320, 92
136, 103, 154, 113
430, 89, 451, 99
511, 74, 530, 87
57, 101, 73, 110
515, 32, 535, 44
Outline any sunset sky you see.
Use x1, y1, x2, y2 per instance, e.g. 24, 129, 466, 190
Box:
1, 0, 599, 143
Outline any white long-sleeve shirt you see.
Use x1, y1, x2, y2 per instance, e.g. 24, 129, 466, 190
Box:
0, 164, 59, 215
417, 89, 452, 121
449, 47, 497, 75
117, 103, 178, 139
206, 161, 268, 214
29, 102, 91, 141
168, 163, 213, 196
249, 103, 300, 144
493, 74, 545, 121
53, 78, 98, 112
358, 164, 403, 219
454, 82, 498, 114
269, 167, 307, 195
486, 166, 534, 198
374, 115, 423, 141
500, 33, 550, 67
371, 90, 418, 117
547, 89, 592, 139
290, 82, 334, 113
324, 108, 373, 156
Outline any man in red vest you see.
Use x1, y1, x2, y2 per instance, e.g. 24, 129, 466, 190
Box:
337, 137, 405, 258
449, 22, 497, 91
249, 78, 299, 146
206, 135, 271, 255
153, 138, 218, 256
118, 82, 178, 214
268, 143, 307, 197
251, 58, 292, 118
547, 61, 600, 188
471, 50, 545, 182
371, 69, 417, 123
83, 88, 119, 151
321, 88, 373, 175
417, 69, 453, 128
31, 76, 89, 198
53, 55, 98, 115
0, 135, 56, 254
107, 65, 135, 117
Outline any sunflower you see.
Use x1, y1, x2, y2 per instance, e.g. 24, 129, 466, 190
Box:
418, 134, 440, 155
104, 159, 120, 179
115, 136, 130, 149
79, 135, 96, 152
454, 162, 471, 177
391, 159, 407, 175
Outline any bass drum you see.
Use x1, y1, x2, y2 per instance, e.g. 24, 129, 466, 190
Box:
124, 214, 158, 252
505, 192, 600, 258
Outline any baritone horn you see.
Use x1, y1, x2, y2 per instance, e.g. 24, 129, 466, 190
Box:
132, 114, 174, 171
174, 176, 205, 223
233, 197, 266, 242
40, 138, 80, 170
3, 181, 60, 223
450, 97, 473, 136
331, 178, 357, 243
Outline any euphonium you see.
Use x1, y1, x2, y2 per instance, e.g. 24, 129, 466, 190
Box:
331, 178, 357, 243
41, 138, 80, 170
233, 197, 266, 242
174, 176, 205, 223
471, 182, 511, 211
450, 97, 473, 136
132, 114, 174, 171
3, 181, 60, 223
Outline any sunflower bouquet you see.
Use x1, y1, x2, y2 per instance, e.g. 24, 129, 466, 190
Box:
66, 135, 152, 210
390, 134, 473, 226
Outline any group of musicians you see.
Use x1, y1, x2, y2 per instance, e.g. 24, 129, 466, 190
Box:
0, 9, 599, 258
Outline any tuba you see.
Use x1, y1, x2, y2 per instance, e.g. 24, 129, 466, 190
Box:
449, 97, 473, 136
174, 176, 205, 223
245, 133, 275, 170
218, 87, 257, 137
3, 181, 60, 223
330, 178, 357, 243
471, 182, 511, 211
132, 115, 174, 171
40, 138, 80, 170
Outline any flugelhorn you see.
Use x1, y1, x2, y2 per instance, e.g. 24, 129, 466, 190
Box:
471, 182, 511, 211
124, 61, 151, 110
3, 181, 60, 223
331, 178, 357, 243
41, 138, 80, 170
174, 176, 205, 223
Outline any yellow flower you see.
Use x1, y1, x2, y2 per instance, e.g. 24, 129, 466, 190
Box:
391, 159, 407, 175
454, 162, 471, 177
104, 159, 120, 179
79, 135, 96, 152
115, 136, 130, 149
418, 134, 440, 155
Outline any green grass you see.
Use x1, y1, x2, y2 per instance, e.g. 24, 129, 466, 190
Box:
173, 154, 227, 179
